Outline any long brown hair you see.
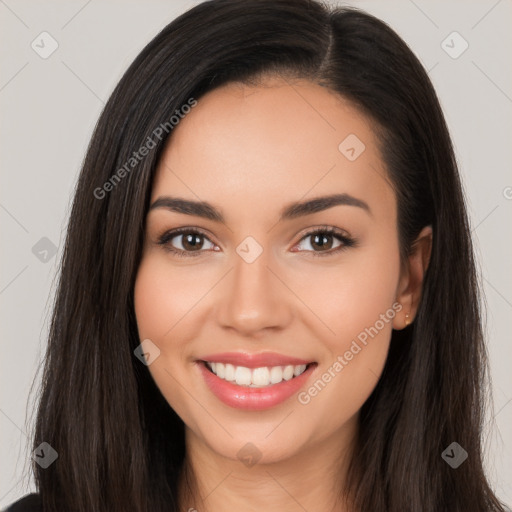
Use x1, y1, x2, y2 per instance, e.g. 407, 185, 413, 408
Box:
30, 1, 506, 510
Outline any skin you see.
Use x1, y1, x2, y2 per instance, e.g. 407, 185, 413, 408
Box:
134, 76, 432, 512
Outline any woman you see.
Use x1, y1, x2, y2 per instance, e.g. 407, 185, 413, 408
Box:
6, 0, 508, 511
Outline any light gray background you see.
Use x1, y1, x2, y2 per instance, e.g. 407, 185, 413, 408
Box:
1, 0, 511, 508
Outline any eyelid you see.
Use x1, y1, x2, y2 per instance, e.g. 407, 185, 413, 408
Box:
156, 226, 217, 256
156, 225, 356, 258
293, 224, 352, 243
290, 225, 356, 257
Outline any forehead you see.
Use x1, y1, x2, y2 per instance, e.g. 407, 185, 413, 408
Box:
151, 77, 394, 223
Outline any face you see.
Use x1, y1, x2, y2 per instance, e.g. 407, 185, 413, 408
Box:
134, 76, 411, 466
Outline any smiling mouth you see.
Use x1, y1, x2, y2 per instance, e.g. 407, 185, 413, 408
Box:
201, 360, 316, 388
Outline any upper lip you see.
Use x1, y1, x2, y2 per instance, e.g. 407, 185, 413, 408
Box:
198, 352, 314, 368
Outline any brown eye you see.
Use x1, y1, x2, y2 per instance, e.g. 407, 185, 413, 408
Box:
157, 226, 356, 259
310, 232, 335, 251
294, 227, 356, 257
157, 228, 216, 257
179, 232, 206, 251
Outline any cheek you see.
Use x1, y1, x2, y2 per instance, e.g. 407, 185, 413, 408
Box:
298, 232, 401, 411
133, 254, 203, 421
133, 254, 206, 343
134, 259, 170, 341
300, 233, 401, 350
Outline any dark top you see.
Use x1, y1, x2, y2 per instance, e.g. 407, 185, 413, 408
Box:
3, 494, 41, 512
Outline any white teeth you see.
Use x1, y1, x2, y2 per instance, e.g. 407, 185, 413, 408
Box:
283, 365, 294, 381
205, 361, 309, 387
225, 363, 235, 381
252, 367, 270, 386
294, 364, 306, 376
269, 366, 283, 384
234, 366, 252, 386
215, 362, 225, 379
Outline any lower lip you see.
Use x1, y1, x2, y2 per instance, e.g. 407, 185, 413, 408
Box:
196, 361, 317, 411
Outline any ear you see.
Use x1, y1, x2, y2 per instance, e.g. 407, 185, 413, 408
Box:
393, 225, 433, 330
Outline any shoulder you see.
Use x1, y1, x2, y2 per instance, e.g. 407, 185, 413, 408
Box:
3, 493, 41, 512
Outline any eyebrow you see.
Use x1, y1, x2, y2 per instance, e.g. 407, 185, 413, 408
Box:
149, 193, 371, 223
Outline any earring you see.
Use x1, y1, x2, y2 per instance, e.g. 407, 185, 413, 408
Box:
404, 312, 410, 327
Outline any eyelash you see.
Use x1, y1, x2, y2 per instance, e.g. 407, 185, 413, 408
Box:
156, 226, 357, 259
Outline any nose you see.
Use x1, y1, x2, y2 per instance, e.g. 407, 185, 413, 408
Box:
215, 247, 293, 336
